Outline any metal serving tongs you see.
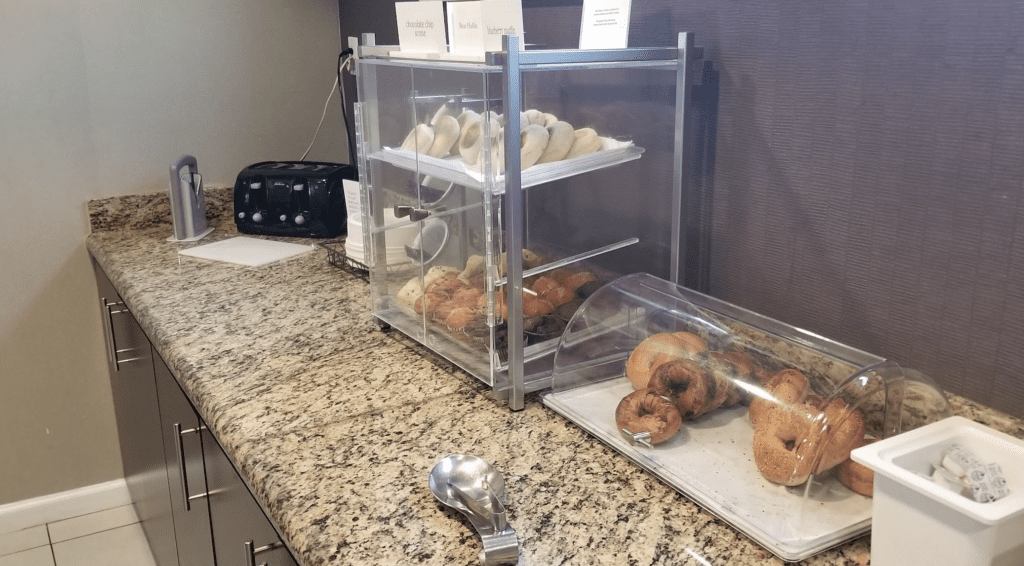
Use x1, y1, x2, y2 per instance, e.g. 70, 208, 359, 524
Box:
429, 455, 520, 565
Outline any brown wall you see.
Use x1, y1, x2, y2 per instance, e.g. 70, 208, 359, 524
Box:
341, 1, 1024, 418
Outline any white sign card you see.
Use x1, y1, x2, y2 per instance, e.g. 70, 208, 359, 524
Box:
481, 0, 525, 52
395, 1, 447, 54
447, 1, 485, 56
579, 0, 632, 49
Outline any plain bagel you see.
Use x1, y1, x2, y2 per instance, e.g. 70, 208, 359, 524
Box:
536, 121, 575, 164
564, 127, 602, 159
427, 115, 460, 158
401, 124, 434, 153
521, 124, 550, 169
625, 333, 687, 389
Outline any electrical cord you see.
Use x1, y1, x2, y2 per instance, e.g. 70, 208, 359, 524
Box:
299, 74, 339, 161
338, 51, 356, 166
299, 50, 356, 163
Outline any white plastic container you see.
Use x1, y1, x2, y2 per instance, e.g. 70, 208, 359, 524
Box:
852, 416, 1024, 566
345, 211, 419, 266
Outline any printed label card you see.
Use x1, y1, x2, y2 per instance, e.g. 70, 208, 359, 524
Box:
579, 0, 632, 49
481, 0, 525, 52
395, 1, 447, 54
448, 1, 485, 56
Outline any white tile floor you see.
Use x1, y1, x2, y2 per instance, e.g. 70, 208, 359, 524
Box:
0, 504, 156, 566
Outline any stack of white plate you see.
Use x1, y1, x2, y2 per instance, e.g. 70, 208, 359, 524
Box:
345, 210, 419, 266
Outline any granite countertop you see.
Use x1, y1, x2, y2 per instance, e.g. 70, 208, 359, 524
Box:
86, 191, 1024, 566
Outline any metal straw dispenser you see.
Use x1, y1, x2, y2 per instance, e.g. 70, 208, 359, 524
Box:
168, 154, 214, 242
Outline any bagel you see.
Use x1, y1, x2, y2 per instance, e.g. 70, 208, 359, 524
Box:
699, 364, 735, 416
542, 112, 559, 127
430, 104, 454, 126
456, 109, 479, 129
458, 114, 500, 165
614, 388, 683, 445
564, 127, 602, 159
524, 108, 546, 126
811, 398, 866, 473
753, 404, 820, 486
625, 333, 687, 388
427, 115, 460, 158
401, 123, 434, 153
748, 369, 811, 428
720, 351, 771, 386
536, 121, 575, 164
701, 351, 756, 407
516, 112, 530, 131
648, 358, 713, 418
836, 438, 877, 496
521, 124, 550, 169
673, 331, 708, 357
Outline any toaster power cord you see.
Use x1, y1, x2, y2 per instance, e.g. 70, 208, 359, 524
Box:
337, 51, 356, 166
299, 51, 355, 163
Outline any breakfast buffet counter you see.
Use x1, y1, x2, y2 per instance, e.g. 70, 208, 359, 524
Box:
86, 191, 1024, 566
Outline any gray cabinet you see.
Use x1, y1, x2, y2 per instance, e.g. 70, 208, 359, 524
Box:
155, 357, 215, 566
93, 259, 298, 566
93, 258, 179, 566
204, 431, 298, 566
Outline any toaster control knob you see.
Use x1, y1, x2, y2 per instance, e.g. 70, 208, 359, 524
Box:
252, 212, 263, 223
237, 212, 245, 219
280, 214, 288, 222
294, 214, 306, 225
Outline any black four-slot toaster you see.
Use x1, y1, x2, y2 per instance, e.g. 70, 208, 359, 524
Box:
233, 161, 357, 238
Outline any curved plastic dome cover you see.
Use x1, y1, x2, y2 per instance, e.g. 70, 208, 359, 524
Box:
545, 273, 952, 561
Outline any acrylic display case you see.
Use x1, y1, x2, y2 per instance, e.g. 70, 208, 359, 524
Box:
543, 273, 953, 561
353, 33, 704, 409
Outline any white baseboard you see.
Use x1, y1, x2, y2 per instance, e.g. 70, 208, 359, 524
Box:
0, 479, 131, 534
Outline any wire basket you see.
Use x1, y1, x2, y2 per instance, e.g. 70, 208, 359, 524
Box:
316, 239, 369, 279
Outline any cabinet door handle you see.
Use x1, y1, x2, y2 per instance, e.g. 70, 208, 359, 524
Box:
173, 422, 209, 511
100, 298, 117, 367
245, 540, 283, 566
100, 298, 136, 370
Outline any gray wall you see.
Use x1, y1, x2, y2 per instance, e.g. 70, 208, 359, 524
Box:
341, 1, 1024, 419
0, 0, 345, 506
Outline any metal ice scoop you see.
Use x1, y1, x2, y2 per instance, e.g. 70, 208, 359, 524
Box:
429, 455, 519, 565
